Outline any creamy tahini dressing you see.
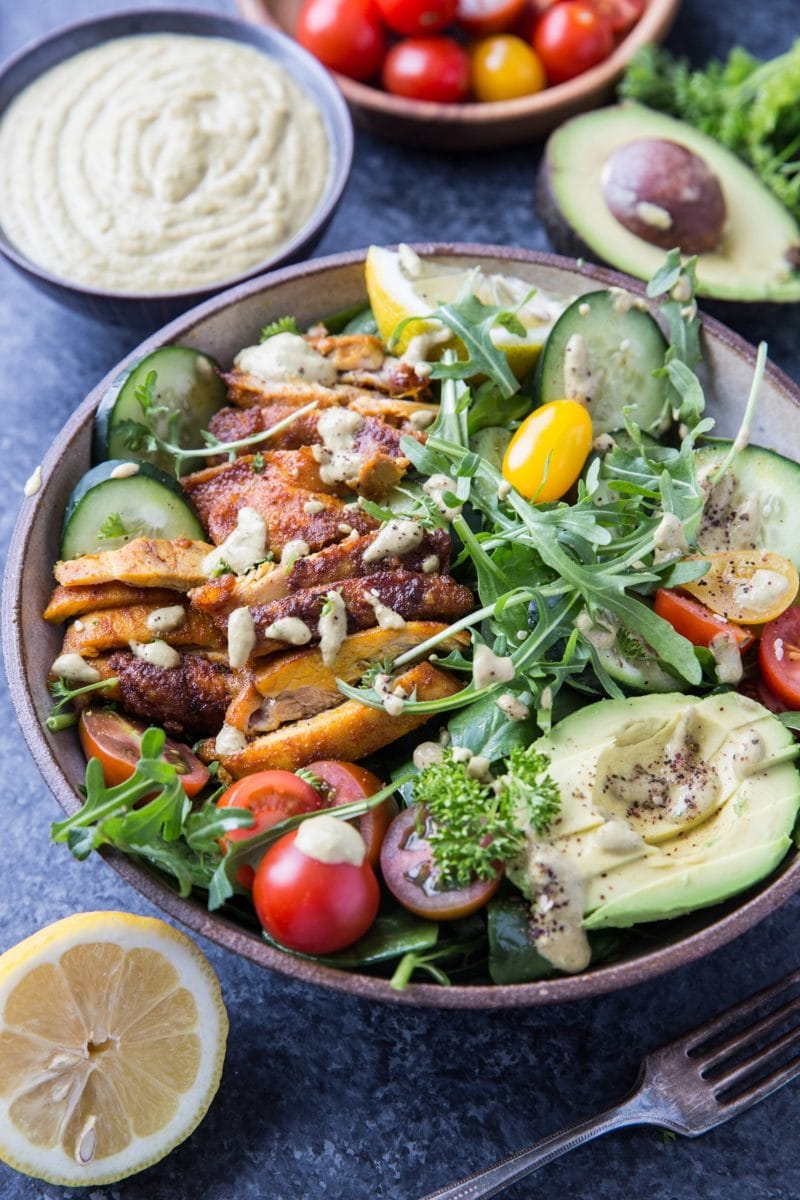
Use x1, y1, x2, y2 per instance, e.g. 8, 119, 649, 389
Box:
264, 616, 313, 645
364, 591, 406, 630
295, 814, 366, 866
319, 590, 347, 666
363, 519, 423, 563
203, 506, 267, 577
313, 409, 365, 486
236, 334, 336, 386
0, 36, 329, 293
51, 652, 100, 684
227, 606, 257, 669
145, 605, 186, 634
129, 639, 180, 669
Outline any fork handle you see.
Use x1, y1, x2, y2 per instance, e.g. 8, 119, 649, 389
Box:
416, 1093, 650, 1200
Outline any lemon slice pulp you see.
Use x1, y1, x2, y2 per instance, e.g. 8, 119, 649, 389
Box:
365, 244, 565, 376
0, 911, 227, 1187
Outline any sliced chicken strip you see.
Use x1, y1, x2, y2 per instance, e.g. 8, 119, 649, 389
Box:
206, 405, 424, 458
60, 604, 225, 657
43, 583, 179, 623
105, 650, 234, 737
198, 660, 461, 776
53, 538, 213, 590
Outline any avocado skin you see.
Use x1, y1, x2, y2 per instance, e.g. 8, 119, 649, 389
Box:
535, 104, 800, 304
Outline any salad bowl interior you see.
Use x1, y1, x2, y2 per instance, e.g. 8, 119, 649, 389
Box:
6, 244, 800, 1008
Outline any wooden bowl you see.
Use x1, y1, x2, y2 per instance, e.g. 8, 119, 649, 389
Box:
236, 0, 681, 148
6, 244, 800, 1008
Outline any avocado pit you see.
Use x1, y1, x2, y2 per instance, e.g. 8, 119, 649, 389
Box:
601, 138, 727, 254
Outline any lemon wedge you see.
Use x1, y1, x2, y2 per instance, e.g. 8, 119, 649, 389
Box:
365, 244, 565, 377
0, 912, 227, 1187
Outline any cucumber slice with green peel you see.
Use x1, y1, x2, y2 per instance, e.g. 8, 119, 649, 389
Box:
694, 441, 800, 571
535, 290, 669, 436
594, 639, 679, 693
93, 346, 226, 475
61, 461, 206, 560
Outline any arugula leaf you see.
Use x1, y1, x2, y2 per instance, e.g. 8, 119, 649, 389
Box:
46, 675, 119, 731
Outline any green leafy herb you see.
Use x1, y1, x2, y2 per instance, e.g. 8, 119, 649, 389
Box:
615, 626, 649, 662
252, 452, 266, 473
295, 767, 324, 790
260, 315, 300, 342
361, 656, 395, 689
210, 559, 234, 578
46, 675, 119, 731
497, 745, 561, 836
97, 512, 138, 542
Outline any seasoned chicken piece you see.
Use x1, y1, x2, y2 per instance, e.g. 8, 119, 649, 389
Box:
53, 538, 213, 591
307, 332, 386, 372
105, 650, 234, 737
43, 583, 179, 624
60, 604, 225, 657
181, 453, 379, 552
206, 405, 423, 458
189, 528, 451, 618
248, 571, 474, 657
198, 660, 461, 775
347, 395, 438, 426
222, 358, 430, 409
224, 622, 470, 733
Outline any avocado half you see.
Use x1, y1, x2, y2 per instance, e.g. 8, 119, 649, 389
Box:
537, 103, 800, 303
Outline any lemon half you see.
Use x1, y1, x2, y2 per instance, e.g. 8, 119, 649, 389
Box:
0, 912, 227, 1187
365, 244, 565, 377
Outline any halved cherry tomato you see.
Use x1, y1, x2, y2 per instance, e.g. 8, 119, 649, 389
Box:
457, 0, 527, 37
377, 0, 458, 35
78, 709, 209, 795
306, 760, 396, 866
382, 37, 472, 102
654, 589, 755, 653
759, 608, 800, 709
297, 0, 386, 80
680, 551, 799, 626
380, 805, 502, 919
502, 399, 593, 502
253, 824, 380, 954
217, 770, 323, 888
532, 1, 614, 85
470, 34, 546, 101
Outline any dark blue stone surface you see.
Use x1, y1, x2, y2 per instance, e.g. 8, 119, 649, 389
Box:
1, 2, 799, 1198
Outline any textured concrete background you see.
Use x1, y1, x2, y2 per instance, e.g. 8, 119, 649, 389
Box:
2, 1, 800, 1197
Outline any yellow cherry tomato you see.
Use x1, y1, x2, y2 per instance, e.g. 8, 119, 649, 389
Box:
470, 35, 546, 103
502, 399, 593, 503
680, 550, 799, 625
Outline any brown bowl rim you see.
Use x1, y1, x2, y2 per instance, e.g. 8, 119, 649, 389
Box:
5, 242, 800, 1009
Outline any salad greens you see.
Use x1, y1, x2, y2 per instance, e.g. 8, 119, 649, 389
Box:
620, 41, 800, 222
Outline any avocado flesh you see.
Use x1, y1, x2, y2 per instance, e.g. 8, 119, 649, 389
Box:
510, 692, 800, 942
538, 104, 800, 303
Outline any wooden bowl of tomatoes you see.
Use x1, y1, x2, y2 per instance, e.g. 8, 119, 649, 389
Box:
235, 0, 680, 147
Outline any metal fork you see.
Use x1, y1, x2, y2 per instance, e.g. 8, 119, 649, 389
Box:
418, 967, 800, 1200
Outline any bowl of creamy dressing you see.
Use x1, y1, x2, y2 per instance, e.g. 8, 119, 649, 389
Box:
0, 9, 353, 324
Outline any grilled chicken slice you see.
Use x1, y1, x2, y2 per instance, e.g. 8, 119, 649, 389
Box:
189, 528, 451, 619
53, 538, 213, 591
307, 332, 386, 372
104, 650, 234, 737
206, 405, 423, 458
43, 583, 179, 624
225, 622, 470, 734
248, 572, 474, 657
347, 394, 438, 426
181, 453, 379, 552
198, 660, 461, 776
60, 604, 225, 657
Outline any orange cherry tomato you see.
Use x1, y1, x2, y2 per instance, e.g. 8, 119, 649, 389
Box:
470, 34, 546, 101
502, 398, 592, 502
306, 760, 396, 866
217, 770, 323, 888
654, 589, 755, 653
78, 709, 209, 795
679, 551, 799, 626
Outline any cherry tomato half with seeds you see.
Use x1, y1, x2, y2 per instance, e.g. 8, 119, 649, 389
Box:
382, 37, 472, 102
377, 0, 458, 36
217, 770, 323, 888
380, 805, 502, 920
679, 551, 799, 626
654, 589, 755, 653
306, 760, 396, 866
253, 824, 380, 954
502, 398, 592, 502
457, 0, 527, 37
532, 1, 614, 85
78, 709, 209, 795
759, 608, 800, 709
470, 34, 546, 101
297, 0, 386, 80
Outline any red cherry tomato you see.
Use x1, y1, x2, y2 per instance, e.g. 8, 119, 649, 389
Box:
382, 37, 472, 102
217, 770, 323, 888
380, 805, 502, 920
759, 608, 800, 709
253, 826, 380, 954
654, 589, 755, 653
586, 0, 644, 35
456, 0, 527, 36
532, 1, 614, 84
377, 0, 458, 35
78, 709, 209, 795
297, 0, 386, 80
306, 760, 396, 866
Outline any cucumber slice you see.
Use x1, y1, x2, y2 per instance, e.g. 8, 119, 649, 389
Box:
61, 461, 205, 559
535, 291, 669, 435
581, 612, 677, 693
695, 442, 800, 571
93, 346, 226, 475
